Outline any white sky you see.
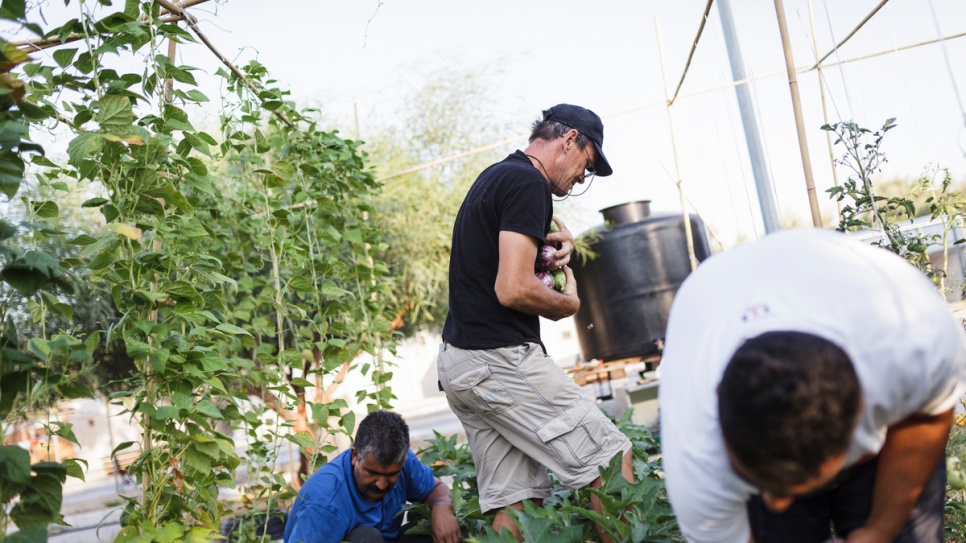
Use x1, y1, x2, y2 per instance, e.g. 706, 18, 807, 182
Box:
11, 0, 966, 247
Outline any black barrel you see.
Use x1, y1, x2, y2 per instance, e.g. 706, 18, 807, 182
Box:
570, 200, 711, 362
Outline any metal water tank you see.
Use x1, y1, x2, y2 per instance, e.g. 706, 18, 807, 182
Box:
570, 200, 711, 362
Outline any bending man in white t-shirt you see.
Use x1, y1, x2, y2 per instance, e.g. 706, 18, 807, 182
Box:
659, 228, 966, 543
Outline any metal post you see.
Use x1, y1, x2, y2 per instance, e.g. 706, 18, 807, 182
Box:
717, 0, 782, 234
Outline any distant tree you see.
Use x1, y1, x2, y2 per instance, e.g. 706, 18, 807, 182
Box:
364, 68, 517, 335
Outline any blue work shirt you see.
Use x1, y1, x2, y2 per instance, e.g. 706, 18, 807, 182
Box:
283, 449, 437, 543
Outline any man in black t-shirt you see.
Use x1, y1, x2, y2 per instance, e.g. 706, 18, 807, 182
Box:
438, 105, 633, 543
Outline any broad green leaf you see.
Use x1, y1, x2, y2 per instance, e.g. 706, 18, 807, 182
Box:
0, 446, 31, 484
97, 94, 135, 136
1, 251, 59, 295
215, 323, 252, 337
160, 181, 192, 213
197, 352, 228, 372
0, 0, 26, 20
155, 522, 184, 543
287, 431, 317, 450
183, 447, 211, 473
52, 48, 77, 68
2, 528, 48, 543
0, 149, 24, 198
66, 132, 103, 167
67, 234, 98, 245
63, 458, 86, 482
164, 280, 204, 305
125, 339, 150, 359
153, 406, 180, 420
123, 0, 140, 18
320, 280, 351, 299
30, 200, 57, 219
194, 399, 222, 419
57, 379, 91, 400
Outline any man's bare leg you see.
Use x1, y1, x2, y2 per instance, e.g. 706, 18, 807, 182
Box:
589, 450, 636, 543
492, 499, 544, 542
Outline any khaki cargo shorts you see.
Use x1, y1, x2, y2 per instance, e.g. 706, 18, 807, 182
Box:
437, 342, 631, 513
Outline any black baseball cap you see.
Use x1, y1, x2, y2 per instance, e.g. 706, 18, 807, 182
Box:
543, 104, 613, 177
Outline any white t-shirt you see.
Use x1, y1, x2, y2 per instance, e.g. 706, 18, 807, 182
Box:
658, 228, 966, 543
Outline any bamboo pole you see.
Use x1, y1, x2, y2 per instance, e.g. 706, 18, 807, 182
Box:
12, 0, 211, 51
153, 0, 296, 129
774, 0, 822, 228
656, 16, 698, 270
808, 0, 891, 71
669, 0, 715, 106
808, 0, 841, 223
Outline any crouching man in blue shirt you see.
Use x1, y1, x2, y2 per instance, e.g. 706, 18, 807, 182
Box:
284, 411, 462, 543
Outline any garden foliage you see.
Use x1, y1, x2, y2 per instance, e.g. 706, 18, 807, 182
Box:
1, 0, 396, 540
404, 412, 682, 543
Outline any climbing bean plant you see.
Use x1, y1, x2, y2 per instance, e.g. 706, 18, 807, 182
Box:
1, 0, 395, 540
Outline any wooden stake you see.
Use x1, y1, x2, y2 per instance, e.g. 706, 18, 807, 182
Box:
656, 16, 698, 270
154, 0, 296, 129
774, 0, 823, 228
808, 0, 841, 224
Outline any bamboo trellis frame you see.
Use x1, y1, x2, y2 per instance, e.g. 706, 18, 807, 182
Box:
11, 0, 296, 129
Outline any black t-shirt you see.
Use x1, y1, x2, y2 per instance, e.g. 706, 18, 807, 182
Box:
442, 150, 553, 350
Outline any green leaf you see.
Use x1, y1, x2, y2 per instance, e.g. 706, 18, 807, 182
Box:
159, 181, 192, 213
214, 323, 251, 337
1, 251, 60, 295
30, 200, 58, 219
97, 95, 136, 136
289, 378, 313, 387
63, 458, 86, 482
67, 234, 98, 246
125, 339, 150, 359
0, 370, 30, 419
0, 0, 26, 19
0, 149, 24, 198
164, 280, 204, 305
194, 399, 222, 419
287, 431, 317, 450
80, 197, 109, 208
123, 0, 140, 18
321, 280, 351, 299
66, 132, 104, 168
52, 48, 77, 68
156, 522, 184, 543
0, 446, 32, 485
183, 447, 212, 473
2, 528, 48, 543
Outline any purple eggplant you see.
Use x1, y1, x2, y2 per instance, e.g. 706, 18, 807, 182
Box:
535, 272, 554, 289
539, 244, 557, 270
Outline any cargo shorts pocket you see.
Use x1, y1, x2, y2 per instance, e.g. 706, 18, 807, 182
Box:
536, 400, 604, 469
449, 364, 516, 414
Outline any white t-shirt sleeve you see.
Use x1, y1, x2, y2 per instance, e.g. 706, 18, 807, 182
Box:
664, 454, 751, 543
916, 314, 966, 415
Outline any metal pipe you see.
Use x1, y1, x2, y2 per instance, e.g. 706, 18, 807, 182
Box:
718, 0, 781, 234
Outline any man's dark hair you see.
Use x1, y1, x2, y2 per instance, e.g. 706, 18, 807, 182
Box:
529, 118, 593, 150
354, 410, 410, 466
718, 331, 860, 490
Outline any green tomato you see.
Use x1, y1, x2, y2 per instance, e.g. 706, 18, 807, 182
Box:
551, 269, 566, 292
948, 457, 966, 489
